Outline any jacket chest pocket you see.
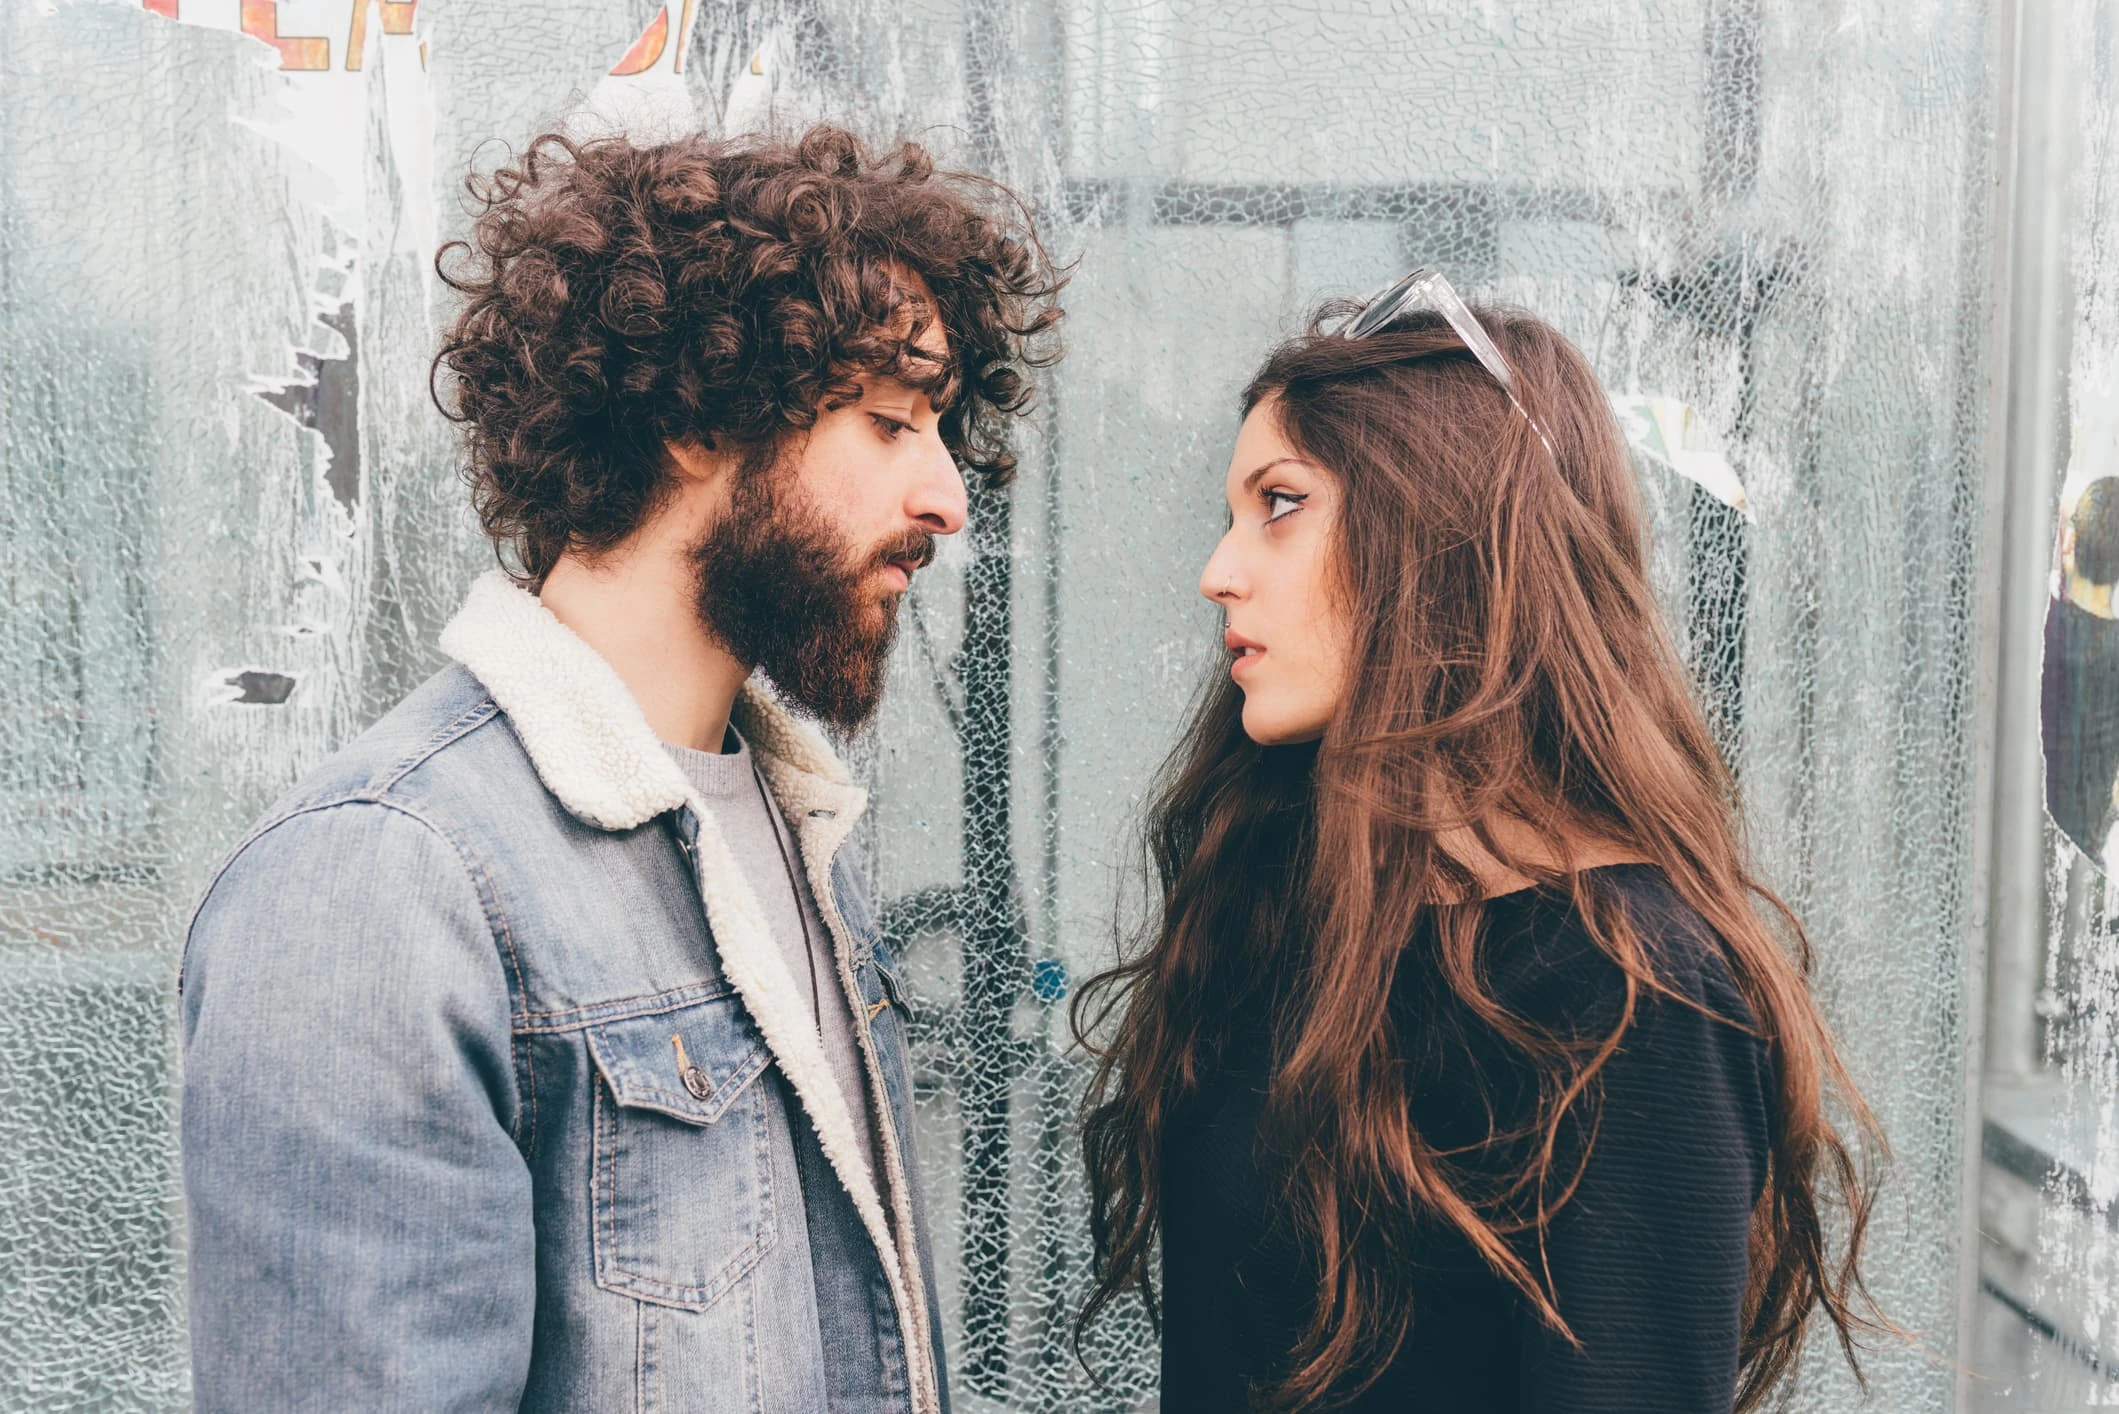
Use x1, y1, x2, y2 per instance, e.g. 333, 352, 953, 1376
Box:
586, 993, 776, 1310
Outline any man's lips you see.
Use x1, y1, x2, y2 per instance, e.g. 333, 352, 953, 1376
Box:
874, 535, 935, 595
874, 530, 936, 595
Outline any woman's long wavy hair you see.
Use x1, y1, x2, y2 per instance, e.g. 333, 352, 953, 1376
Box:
1072, 304, 1884, 1410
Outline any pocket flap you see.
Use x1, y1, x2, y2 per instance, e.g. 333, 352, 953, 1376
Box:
587, 997, 770, 1126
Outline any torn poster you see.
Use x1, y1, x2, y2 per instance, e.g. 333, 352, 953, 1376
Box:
1610, 393, 1756, 524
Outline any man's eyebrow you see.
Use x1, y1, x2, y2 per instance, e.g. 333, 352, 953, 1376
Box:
862, 372, 923, 402
891, 355, 947, 383
1241, 456, 1309, 493
866, 346, 957, 407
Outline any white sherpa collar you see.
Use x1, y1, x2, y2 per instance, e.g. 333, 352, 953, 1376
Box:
438, 569, 860, 830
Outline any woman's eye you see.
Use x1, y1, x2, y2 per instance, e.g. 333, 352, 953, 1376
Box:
1265, 490, 1307, 523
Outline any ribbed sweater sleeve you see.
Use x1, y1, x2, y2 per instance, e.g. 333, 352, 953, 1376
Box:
1510, 924, 1771, 1413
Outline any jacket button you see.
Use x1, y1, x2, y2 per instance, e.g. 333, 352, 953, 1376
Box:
682, 1066, 714, 1101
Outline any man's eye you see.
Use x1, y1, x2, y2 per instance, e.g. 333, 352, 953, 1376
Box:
1265, 490, 1307, 522
870, 413, 913, 439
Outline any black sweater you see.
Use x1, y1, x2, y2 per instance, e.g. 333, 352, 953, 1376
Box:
1157, 865, 1772, 1413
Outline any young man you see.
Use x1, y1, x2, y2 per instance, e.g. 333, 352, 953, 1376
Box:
179, 125, 1060, 1412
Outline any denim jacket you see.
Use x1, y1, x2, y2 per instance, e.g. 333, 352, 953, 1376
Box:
179, 571, 947, 1413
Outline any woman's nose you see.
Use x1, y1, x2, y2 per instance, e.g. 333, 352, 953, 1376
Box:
1200, 538, 1243, 603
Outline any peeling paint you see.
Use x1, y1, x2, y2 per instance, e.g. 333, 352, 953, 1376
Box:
205, 669, 300, 706
253, 301, 361, 512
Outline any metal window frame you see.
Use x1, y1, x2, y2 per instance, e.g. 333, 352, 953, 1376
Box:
1960, 0, 2082, 1398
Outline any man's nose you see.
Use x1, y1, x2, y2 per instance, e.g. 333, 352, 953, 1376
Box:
908, 434, 968, 535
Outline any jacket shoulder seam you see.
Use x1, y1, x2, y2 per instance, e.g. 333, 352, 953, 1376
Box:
369, 693, 503, 795
180, 795, 534, 1150
181, 689, 504, 933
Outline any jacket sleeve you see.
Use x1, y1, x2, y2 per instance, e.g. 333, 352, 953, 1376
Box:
1514, 945, 1771, 1414
180, 801, 534, 1413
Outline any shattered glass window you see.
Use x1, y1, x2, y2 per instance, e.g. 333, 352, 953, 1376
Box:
0, 0, 2026, 1408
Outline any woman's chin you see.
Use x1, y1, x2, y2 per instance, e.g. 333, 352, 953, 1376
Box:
1238, 697, 1326, 747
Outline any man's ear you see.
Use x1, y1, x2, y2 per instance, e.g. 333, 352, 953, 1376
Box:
664, 439, 727, 485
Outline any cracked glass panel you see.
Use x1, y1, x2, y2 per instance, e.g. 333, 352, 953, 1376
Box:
1, 0, 1997, 1408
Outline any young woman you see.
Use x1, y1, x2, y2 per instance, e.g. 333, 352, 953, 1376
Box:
1074, 278, 1881, 1413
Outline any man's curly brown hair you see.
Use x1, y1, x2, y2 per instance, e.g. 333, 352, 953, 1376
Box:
432, 124, 1064, 582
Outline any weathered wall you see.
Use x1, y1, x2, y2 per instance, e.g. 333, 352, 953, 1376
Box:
0, 1, 1998, 1407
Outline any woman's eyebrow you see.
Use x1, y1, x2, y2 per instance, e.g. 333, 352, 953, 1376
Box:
1241, 456, 1308, 494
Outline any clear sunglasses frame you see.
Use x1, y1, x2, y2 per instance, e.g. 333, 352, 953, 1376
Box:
1342, 265, 1556, 456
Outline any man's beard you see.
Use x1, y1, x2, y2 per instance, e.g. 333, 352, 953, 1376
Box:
691, 462, 935, 731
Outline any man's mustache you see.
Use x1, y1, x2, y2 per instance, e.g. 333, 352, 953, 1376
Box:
872, 529, 937, 574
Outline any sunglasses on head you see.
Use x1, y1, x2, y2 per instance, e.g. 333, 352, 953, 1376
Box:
1342, 266, 1556, 457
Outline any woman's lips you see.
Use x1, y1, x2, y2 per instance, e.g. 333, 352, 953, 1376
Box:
1226, 627, 1265, 679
